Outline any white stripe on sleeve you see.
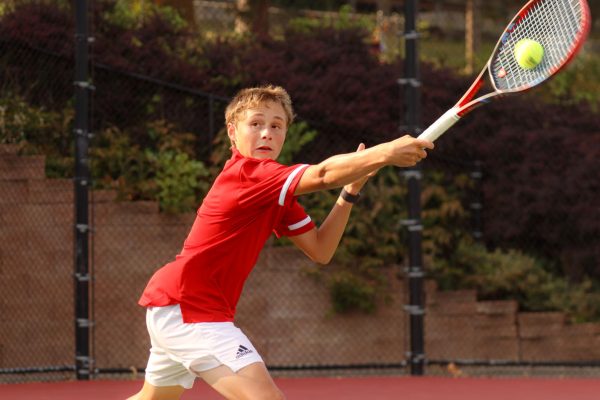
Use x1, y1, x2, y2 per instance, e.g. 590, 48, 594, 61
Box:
278, 164, 309, 206
287, 216, 312, 231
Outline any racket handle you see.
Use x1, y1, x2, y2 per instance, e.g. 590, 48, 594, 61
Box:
417, 108, 461, 142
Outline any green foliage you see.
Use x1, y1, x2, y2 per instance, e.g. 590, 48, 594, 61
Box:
0, 0, 70, 17
102, 0, 186, 30
0, 91, 210, 214
430, 240, 600, 322
91, 119, 210, 212
207, 127, 233, 175
329, 270, 377, 314
91, 125, 152, 200
145, 119, 197, 155
288, 5, 374, 35
420, 169, 600, 322
556, 279, 600, 324
335, 167, 409, 269
277, 121, 317, 165
421, 171, 471, 261
541, 52, 600, 110
0, 95, 51, 145
0, 94, 73, 178
4, 1, 598, 320
419, 39, 497, 71
149, 150, 210, 214
0, 0, 14, 17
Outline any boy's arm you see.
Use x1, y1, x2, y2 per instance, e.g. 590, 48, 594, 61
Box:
288, 195, 354, 264
294, 135, 434, 196
289, 136, 433, 264
289, 143, 372, 264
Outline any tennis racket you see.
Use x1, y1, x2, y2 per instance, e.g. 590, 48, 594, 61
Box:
418, 0, 591, 142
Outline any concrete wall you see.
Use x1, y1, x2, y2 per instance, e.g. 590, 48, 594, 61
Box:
1, 145, 599, 373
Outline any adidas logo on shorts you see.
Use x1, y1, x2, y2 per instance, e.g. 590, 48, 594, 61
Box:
236, 344, 253, 359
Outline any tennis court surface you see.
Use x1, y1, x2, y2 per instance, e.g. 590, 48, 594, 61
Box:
3, 376, 600, 399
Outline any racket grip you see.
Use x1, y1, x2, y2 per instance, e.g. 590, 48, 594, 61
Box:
417, 108, 461, 142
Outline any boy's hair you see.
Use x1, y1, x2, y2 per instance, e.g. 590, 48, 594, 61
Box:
225, 85, 295, 128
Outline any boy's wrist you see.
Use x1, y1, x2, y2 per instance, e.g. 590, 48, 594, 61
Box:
340, 188, 361, 204
343, 185, 360, 195
376, 142, 392, 166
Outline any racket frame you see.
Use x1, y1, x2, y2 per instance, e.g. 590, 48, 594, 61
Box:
418, 0, 591, 143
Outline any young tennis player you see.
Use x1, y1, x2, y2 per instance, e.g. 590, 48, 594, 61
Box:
128, 85, 434, 400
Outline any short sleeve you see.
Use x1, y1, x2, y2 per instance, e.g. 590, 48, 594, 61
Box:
273, 197, 315, 238
237, 160, 309, 209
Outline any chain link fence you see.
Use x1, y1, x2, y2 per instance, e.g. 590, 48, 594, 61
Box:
0, 0, 76, 384
1, 0, 599, 385
0, 147, 75, 383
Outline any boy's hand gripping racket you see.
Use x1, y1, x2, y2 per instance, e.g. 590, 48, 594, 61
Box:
418, 0, 591, 143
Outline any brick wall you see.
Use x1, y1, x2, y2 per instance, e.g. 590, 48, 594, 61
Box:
1, 145, 599, 372
0, 145, 73, 369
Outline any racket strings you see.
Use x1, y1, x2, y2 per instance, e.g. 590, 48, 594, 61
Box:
491, 0, 587, 91
499, 0, 580, 86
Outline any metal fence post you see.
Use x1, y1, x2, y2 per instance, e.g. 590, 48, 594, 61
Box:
74, 0, 93, 381
470, 160, 483, 240
401, 0, 425, 376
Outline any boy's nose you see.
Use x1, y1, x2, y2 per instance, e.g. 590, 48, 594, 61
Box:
261, 128, 271, 139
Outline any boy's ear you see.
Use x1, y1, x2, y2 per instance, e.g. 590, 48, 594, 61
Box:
227, 123, 236, 146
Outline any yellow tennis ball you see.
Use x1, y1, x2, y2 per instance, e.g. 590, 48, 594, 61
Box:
514, 39, 544, 70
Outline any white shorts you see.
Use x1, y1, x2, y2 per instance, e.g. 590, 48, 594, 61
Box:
144, 304, 264, 389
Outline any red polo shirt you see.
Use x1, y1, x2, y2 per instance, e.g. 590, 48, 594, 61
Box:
138, 149, 315, 322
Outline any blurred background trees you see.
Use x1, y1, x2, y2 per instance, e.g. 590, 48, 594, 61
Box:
1, 0, 598, 319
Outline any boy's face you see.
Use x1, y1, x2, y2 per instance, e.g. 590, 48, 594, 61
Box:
227, 101, 287, 160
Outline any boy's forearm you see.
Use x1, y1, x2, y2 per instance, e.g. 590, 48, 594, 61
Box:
314, 196, 354, 263
290, 194, 354, 264
296, 144, 388, 195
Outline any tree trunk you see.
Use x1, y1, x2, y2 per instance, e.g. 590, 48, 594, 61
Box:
377, 0, 391, 15
465, 0, 481, 74
235, 0, 270, 38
